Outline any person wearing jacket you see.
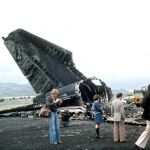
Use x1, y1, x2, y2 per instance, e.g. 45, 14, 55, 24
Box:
61, 109, 71, 127
46, 89, 63, 144
111, 93, 126, 142
92, 94, 104, 138
135, 84, 150, 150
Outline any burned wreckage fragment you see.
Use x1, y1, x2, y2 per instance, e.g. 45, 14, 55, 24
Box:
2, 29, 112, 108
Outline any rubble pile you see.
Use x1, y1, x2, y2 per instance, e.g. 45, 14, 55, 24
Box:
0, 100, 147, 126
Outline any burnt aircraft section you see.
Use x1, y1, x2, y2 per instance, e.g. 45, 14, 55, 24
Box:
2, 29, 112, 107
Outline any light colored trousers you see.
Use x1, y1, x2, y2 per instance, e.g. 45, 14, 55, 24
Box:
114, 120, 126, 142
49, 112, 61, 144
135, 121, 150, 149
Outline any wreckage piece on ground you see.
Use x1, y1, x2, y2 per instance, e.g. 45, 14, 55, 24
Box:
2, 29, 112, 108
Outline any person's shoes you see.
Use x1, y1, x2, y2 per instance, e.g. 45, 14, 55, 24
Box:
96, 135, 103, 139
58, 141, 63, 144
99, 135, 103, 139
120, 140, 127, 143
50, 141, 58, 144
96, 136, 100, 139
53, 141, 58, 145
134, 145, 145, 150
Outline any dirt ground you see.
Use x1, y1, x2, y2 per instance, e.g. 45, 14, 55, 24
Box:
0, 117, 150, 150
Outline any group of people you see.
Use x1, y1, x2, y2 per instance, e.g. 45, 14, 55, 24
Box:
92, 86, 150, 150
91, 93, 126, 141
46, 86, 150, 149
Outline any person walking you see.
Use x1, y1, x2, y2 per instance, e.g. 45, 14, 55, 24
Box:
135, 84, 150, 150
46, 89, 63, 144
111, 93, 126, 142
92, 94, 104, 138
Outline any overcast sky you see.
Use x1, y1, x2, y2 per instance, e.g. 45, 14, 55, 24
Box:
0, 0, 150, 89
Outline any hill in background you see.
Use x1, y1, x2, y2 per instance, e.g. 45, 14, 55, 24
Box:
0, 83, 36, 97
0, 82, 133, 98
112, 88, 132, 94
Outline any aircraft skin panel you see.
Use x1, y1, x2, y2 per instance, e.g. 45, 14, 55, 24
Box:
3, 29, 86, 94
4, 40, 53, 94
2, 29, 112, 107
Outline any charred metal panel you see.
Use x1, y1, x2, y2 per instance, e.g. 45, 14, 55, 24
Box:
33, 77, 112, 106
2, 29, 112, 106
3, 29, 86, 94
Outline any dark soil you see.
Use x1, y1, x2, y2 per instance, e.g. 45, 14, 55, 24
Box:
0, 117, 149, 150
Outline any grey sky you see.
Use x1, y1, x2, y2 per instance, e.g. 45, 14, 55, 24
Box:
0, 0, 150, 89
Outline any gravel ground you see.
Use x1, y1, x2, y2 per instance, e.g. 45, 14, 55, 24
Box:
0, 117, 149, 150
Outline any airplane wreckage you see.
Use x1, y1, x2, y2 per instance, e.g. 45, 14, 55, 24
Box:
1, 29, 149, 126
1, 29, 112, 115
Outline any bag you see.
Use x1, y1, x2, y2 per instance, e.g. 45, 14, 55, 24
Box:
113, 113, 121, 121
45, 107, 51, 117
39, 107, 51, 117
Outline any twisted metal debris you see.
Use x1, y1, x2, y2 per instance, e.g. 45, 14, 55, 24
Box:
2, 29, 112, 109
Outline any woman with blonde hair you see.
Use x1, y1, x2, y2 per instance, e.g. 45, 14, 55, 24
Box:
46, 89, 63, 144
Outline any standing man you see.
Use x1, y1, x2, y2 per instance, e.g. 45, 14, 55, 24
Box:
135, 84, 150, 150
111, 93, 126, 142
46, 89, 63, 144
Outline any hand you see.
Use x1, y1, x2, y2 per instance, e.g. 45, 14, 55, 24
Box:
55, 99, 62, 105
58, 99, 62, 105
